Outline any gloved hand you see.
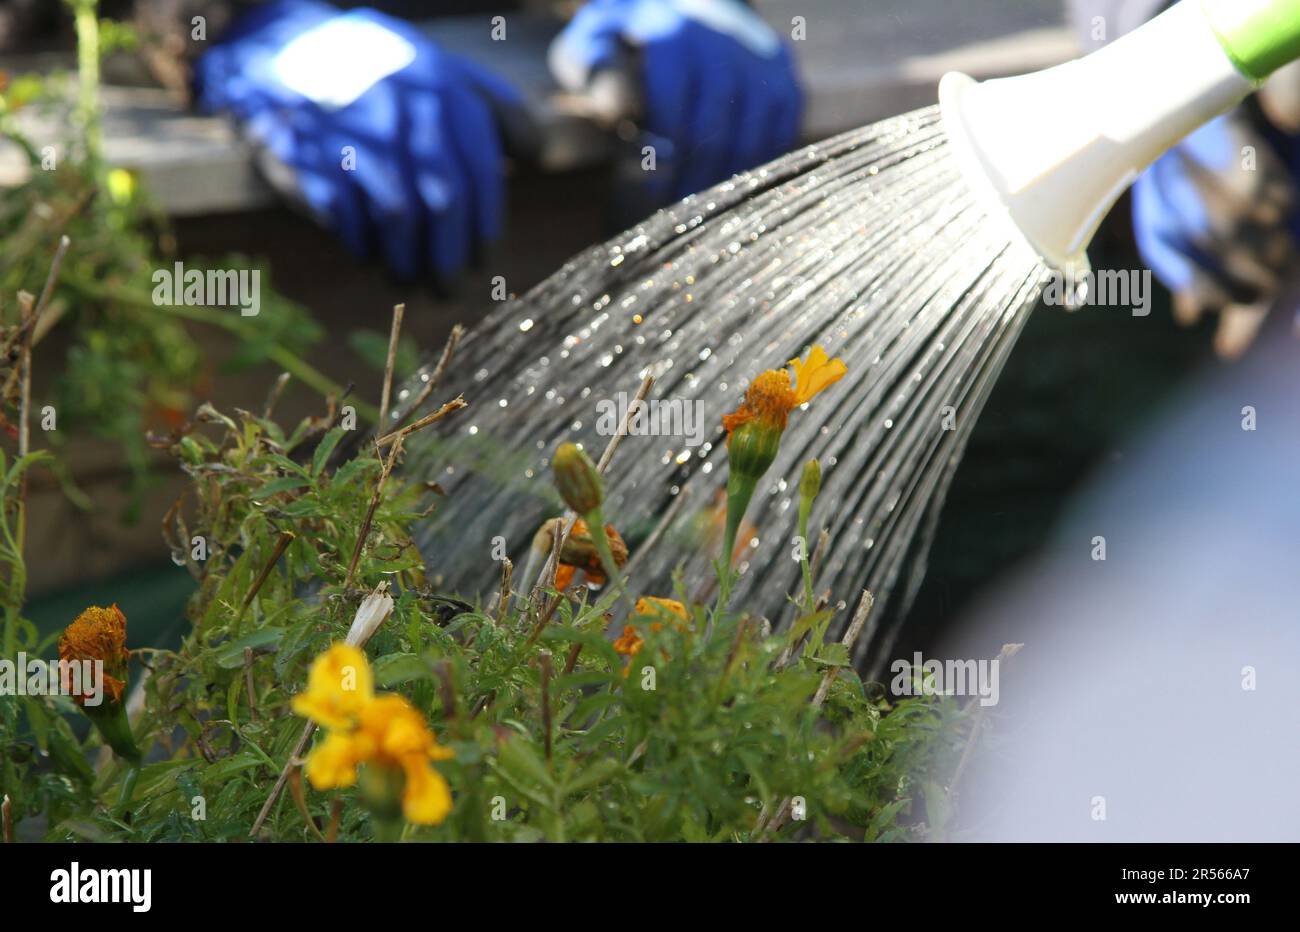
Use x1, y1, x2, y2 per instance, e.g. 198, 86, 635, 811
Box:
1133, 90, 1300, 357
548, 0, 802, 202
194, 0, 526, 282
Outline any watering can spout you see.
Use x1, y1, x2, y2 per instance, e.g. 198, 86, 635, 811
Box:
940, 0, 1300, 274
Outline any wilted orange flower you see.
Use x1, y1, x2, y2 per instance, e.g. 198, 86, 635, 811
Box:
722, 344, 847, 436
58, 605, 130, 706
552, 518, 628, 590
612, 626, 644, 657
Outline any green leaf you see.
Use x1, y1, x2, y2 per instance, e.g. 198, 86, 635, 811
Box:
496, 737, 556, 793
372, 652, 433, 687
201, 750, 267, 784
312, 427, 346, 476
255, 476, 311, 498
213, 627, 285, 669
809, 642, 850, 668
564, 757, 622, 795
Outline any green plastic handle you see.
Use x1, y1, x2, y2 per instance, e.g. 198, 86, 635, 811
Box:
1203, 0, 1300, 82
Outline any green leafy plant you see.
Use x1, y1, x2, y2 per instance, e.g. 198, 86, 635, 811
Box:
2, 330, 983, 841
0, 3, 361, 515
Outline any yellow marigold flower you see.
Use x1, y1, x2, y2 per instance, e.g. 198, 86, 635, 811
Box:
612, 625, 644, 657
295, 646, 454, 827
359, 695, 454, 825
399, 750, 454, 825
291, 643, 374, 731
360, 694, 455, 764
304, 731, 361, 790
722, 344, 848, 437
304, 695, 454, 826
789, 345, 848, 406
59, 605, 130, 706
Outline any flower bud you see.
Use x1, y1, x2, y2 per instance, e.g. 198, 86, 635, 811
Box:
552, 443, 603, 515
726, 418, 782, 485
799, 458, 821, 504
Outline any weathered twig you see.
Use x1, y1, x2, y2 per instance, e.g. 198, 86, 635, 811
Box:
343, 435, 404, 588
493, 558, 513, 622
250, 722, 314, 838
811, 590, 874, 708
2, 235, 70, 402
1, 794, 12, 843
262, 372, 291, 420
13, 236, 70, 548
287, 766, 328, 843
240, 530, 295, 616
375, 396, 467, 449
16, 293, 34, 511
377, 303, 405, 430
325, 797, 343, 843
401, 324, 463, 422
950, 643, 1023, 798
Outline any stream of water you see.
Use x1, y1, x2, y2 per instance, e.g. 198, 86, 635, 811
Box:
394, 105, 1049, 674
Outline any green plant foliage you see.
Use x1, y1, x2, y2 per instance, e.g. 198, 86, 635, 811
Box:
0, 29, 350, 514
1, 392, 975, 842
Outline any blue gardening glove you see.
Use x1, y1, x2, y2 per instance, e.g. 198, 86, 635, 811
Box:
1132, 108, 1300, 356
549, 0, 802, 201
194, 0, 525, 282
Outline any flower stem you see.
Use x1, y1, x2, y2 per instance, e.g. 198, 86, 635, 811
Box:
585, 506, 635, 614
715, 471, 756, 617
89, 700, 142, 765
797, 503, 814, 612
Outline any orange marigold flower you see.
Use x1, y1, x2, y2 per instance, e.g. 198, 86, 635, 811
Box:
58, 605, 130, 706
634, 597, 691, 633
722, 344, 848, 437
612, 625, 644, 657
